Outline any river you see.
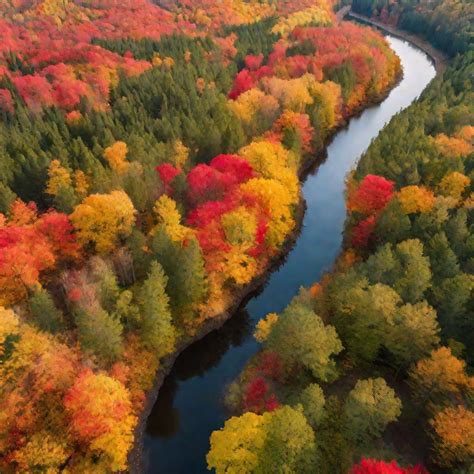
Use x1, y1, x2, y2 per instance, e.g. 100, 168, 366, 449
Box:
143, 35, 436, 473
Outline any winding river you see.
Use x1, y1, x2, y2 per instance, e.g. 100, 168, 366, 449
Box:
143, 35, 436, 473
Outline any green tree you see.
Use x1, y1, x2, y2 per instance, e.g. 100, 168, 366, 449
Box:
299, 383, 326, 426
74, 307, 123, 364
138, 261, 176, 358
29, 289, 64, 333
265, 301, 342, 381
344, 378, 402, 443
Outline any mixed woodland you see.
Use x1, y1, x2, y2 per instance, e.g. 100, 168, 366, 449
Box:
207, 1, 474, 473
0, 0, 409, 472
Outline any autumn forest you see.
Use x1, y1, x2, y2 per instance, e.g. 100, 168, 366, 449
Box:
0, 0, 472, 473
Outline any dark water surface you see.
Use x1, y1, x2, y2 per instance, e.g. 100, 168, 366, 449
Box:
143, 36, 436, 473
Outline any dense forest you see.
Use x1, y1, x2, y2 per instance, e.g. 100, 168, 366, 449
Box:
0, 1, 408, 472
208, 2, 474, 473
351, 0, 473, 56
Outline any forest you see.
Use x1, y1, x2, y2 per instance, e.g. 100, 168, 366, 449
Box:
0, 1, 410, 472
207, 2, 474, 473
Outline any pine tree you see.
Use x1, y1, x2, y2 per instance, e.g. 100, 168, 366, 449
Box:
29, 288, 64, 333
139, 261, 176, 358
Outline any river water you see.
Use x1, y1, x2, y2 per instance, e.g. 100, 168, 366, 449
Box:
143, 35, 436, 473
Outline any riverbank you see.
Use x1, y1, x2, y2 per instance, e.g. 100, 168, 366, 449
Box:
125, 18, 446, 473
347, 11, 448, 73
127, 73, 403, 474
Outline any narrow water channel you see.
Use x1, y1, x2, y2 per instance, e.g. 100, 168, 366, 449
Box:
143, 35, 436, 473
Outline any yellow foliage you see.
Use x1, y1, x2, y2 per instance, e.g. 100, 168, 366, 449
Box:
104, 141, 130, 175
306, 79, 343, 130
229, 88, 280, 130
221, 206, 257, 247
398, 185, 436, 214
430, 406, 474, 467
207, 412, 267, 473
272, 3, 333, 36
262, 74, 314, 112
70, 190, 136, 254
434, 133, 473, 158
221, 246, 258, 286
12, 431, 71, 472
254, 312, 279, 342
240, 178, 295, 248
172, 140, 190, 169
73, 170, 89, 198
46, 159, 72, 196
439, 172, 470, 202
0, 306, 19, 359
152, 53, 163, 67
239, 140, 299, 202
153, 195, 190, 243
456, 125, 474, 142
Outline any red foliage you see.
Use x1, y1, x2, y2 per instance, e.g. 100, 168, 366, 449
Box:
245, 54, 264, 71
254, 351, 284, 381
156, 163, 181, 194
347, 174, 395, 216
243, 376, 279, 414
187, 155, 254, 206
228, 69, 257, 100
0, 89, 14, 113
0, 202, 79, 302
271, 111, 314, 154
351, 215, 377, 249
350, 458, 429, 474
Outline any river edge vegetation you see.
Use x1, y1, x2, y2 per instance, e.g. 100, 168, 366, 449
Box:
0, 0, 405, 472
207, 1, 474, 473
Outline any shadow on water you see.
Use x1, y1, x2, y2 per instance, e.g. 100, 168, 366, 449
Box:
144, 36, 436, 473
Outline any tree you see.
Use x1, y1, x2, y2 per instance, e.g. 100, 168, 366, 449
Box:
74, 307, 123, 364
408, 347, 472, 410
397, 186, 435, 214
392, 239, 431, 304
430, 405, 474, 468
439, 172, 470, 202
104, 141, 130, 175
207, 411, 267, 473
347, 174, 395, 216
299, 383, 326, 426
70, 191, 136, 254
207, 406, 316, 474
425, 232, 460, 282
260, 405, 317, 473
350, 458, 428, 474
374, 198, 411, 244
138, 261, 176, 358
64, 369, 136, 471
344, 378, 402, 443
29, 288, 64, 334
153, 195, 190, 243
265, 301, 342, 381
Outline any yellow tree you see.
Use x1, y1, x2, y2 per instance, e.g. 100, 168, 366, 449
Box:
45, 160, 72, 197
104, 141, 130, 175
430, 405, 474, 467
398, 185, 436, 214
439, 172, 470, 202
254, 312, 279, 342
70, 191, 136, 253
408, 347, 472, 409
239, 140, 299, 202
153, 195, 190, 243
240, 178, 295, 248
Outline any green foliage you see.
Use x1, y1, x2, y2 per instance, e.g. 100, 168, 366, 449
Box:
28, 289, 64, 334
74, 307, 123, 364
138, 261, 176, 357
265, 300, 343, 381
298, 383, 326, 426
343, 378, 402, 444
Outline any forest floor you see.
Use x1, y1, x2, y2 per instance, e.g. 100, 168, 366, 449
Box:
348, 11, 449, 73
